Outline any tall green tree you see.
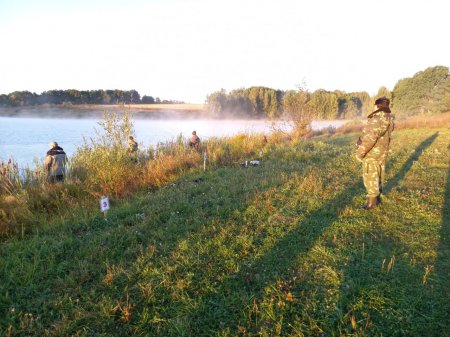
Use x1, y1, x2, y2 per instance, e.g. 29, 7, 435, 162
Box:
142, 95, 155, 104
309, 90, 338, 119
392, 66, 450, 116
376, 86, 392, 100
205, 87, 283, 118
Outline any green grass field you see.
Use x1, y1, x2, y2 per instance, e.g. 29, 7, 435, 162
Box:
1, 127, 449, 336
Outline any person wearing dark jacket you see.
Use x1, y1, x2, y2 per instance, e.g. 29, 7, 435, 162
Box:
45, 141, 67, 182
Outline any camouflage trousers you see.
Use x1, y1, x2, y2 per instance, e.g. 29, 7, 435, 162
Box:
362, 160, 385, 197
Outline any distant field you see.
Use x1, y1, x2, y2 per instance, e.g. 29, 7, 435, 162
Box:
74, 103, 206, 112
0, 103, 207, 117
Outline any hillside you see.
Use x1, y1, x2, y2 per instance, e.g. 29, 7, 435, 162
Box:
0, 126, 449, 336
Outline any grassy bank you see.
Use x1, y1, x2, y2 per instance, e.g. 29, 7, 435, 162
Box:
0, 120, 449, 335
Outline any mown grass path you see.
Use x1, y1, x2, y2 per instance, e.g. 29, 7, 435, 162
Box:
1, 128, 449, 336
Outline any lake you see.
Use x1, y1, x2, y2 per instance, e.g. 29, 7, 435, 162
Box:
0, 116, 347, 169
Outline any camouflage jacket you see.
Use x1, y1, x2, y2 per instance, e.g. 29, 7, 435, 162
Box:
128, 140, 138, 153
356, 111, 394, 162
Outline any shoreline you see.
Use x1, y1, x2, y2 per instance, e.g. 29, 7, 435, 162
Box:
0, 117, 350, 171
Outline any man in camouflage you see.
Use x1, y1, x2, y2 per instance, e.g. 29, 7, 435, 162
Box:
356, 97, 395, 209
128, 136, 138, 162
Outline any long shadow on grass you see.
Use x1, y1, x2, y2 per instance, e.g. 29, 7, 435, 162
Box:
433, 143, 450, 332
335, 132, 446, 336
185, 178, 361, 335
0, 163, 299, 334
384, 132, 439, 194
185, 132, 442, 336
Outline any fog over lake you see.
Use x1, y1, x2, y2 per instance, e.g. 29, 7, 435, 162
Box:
0, 116, 347, 169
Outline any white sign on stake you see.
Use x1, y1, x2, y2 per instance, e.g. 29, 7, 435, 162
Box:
100, 196, 110, 214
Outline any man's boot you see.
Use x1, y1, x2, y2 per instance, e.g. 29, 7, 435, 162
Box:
361, 196, 378, 210
376, 194, 382, 205
377, 184, 383, 205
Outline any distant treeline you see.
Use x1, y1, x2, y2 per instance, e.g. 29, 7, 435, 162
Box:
206, 65, 450, 119
1, 66, 448, 119
0, 89, 183, 107
206, 87, 372, 119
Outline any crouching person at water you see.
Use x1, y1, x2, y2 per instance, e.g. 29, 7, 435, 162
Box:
45, 141, 67, 182
189, 131, 200, 149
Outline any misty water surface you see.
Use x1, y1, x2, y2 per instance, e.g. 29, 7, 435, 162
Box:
0, 116, 347, 169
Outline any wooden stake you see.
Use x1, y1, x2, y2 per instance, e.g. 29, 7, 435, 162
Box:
203, 150, 207, 172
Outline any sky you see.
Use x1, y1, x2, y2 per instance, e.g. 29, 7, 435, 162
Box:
0, 0, 449, 103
